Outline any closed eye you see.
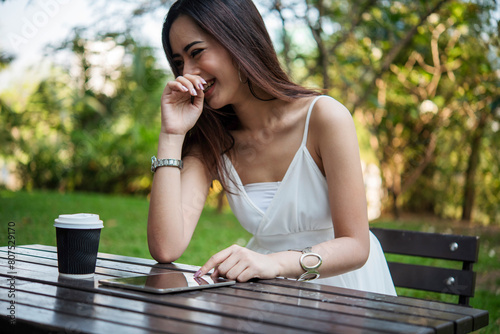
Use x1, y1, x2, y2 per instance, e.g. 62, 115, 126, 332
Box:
190, 49, 204, 58
173, 60, 183, 71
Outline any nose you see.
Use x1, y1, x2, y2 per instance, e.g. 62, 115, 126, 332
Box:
182, 59, 200, 76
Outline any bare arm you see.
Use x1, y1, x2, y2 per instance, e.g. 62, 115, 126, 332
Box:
147, 139, 212, 263
301, 96, 370, 277
196, 97, 370, 281
147, 74, 212, 263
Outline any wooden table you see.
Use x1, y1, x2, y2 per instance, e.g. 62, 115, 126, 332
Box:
0, 245, 489, 333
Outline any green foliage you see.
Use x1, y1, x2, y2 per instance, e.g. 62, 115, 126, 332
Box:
276, 1, 499, 223
0, 190, 252, 265
0, 51, 14, 70
286, 0, 500, 223
401, 7, 500, 223
1, 32, 166, 194
1, 0, 499, 224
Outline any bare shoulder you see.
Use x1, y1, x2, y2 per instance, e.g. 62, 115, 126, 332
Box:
307, 96, 364, 191
300, 96, 358, 174
307, 96, 356, 149
310, 96, 354, 130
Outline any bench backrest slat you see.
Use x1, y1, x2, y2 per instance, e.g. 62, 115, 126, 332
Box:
387, 262, 476, 296
370, 227, 480, 306
371, 228, 479, 262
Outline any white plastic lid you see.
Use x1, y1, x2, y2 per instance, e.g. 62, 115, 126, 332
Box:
54, 213, 104, 229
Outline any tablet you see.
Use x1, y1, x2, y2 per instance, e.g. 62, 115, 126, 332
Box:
99, 272, 236, 294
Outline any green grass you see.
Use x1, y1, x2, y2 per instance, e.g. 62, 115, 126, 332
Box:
1, 190, 498, 332
0, 189, 252, 265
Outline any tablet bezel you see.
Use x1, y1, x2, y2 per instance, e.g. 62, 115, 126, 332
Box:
99, 272, 236, 294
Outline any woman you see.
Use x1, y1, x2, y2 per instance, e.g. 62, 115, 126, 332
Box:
148, 0, 396, 295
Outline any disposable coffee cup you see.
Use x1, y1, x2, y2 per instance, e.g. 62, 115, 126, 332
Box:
54, 213, 104, 278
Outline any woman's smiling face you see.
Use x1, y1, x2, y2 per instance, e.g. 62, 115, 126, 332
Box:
169, 15, 242, 109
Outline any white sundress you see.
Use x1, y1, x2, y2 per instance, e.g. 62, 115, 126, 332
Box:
223, 95, 397, 296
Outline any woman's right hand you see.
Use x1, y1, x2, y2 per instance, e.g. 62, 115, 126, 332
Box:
160, 74, 206, 135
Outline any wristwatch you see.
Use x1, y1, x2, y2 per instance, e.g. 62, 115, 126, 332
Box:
151, 156, 183, 172
289, 247, 323, 281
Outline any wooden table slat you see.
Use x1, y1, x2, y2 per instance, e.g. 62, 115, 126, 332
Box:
0, 284, 285, 334
0, 299, 167, 334
20, 244, 200, 272
0, 245, 489, 334
7, 281, 321, 334
234, 282, 468, 322
0, 260, 445, 334
0, 279, 369, 334
2, 247, 199, 277
0, 246, 475, 333
196, 289, 436, 333
0, 251, 456, 321
261, 277, 487, 316
1, 270, 372, 334
0, 250, 174, 280
209, 286, 456, 331
259, 276, 489, 331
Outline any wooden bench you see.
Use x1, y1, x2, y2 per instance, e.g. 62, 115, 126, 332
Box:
370, 228, 480, 306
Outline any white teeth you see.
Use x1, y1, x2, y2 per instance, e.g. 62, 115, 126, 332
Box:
203, 81, 214, 93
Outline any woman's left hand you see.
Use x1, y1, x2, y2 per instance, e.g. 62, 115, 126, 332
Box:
195, 245, 280, 282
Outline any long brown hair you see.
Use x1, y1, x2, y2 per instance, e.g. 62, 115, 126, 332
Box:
162, 0, 318, 190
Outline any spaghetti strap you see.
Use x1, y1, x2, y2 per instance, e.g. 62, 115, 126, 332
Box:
301, 95, 328, 146
223, 93, 397, 296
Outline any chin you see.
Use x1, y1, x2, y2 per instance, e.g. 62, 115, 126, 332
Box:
205, 98, 226, 110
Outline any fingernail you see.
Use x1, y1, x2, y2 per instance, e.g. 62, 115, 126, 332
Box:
198, 83, 204, 90
181, 85, 189, 92
191, 88, 197, 96
194, 269, 202, 278
201, 78, 207, 84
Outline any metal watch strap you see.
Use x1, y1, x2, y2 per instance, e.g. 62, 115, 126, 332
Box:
288, 247, 323, 281
151, 156, 183, 172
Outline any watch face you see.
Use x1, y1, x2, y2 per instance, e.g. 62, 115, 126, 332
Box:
151, 156, 157, 172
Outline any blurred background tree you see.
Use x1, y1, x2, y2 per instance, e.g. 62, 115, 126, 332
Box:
264, 0, 499, 224
0, 0, 498, 224
1, 28, 166, 194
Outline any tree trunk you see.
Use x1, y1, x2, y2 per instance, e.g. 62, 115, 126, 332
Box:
305, 0, 330, 90
274, 0, 292, 75
462, 111, 489, 221
392, 191, 400, 219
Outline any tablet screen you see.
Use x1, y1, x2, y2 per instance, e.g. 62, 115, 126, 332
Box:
99, 272, 235, 294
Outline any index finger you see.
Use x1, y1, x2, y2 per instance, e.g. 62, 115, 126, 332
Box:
194, 247, 232, 278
